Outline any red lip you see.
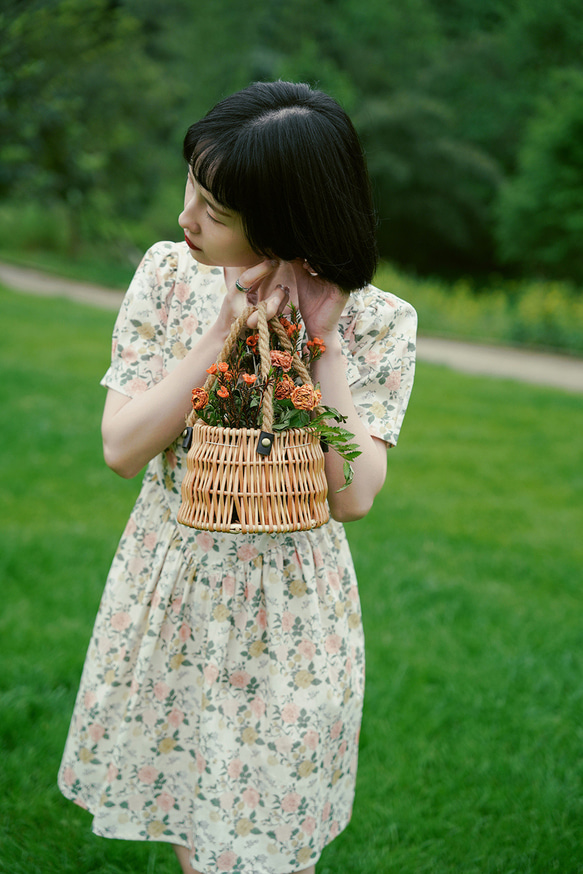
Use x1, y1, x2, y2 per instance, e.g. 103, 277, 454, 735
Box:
184, 232, 201, 252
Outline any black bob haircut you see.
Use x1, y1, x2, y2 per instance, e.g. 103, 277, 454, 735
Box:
183, 81, 378, 293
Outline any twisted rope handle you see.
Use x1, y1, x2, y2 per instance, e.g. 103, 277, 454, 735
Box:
186, 302, 317, 430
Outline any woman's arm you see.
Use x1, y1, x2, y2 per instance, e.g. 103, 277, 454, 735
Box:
102, 260, 286, 478
310, 337, 388, 522
284, 260, 389, 522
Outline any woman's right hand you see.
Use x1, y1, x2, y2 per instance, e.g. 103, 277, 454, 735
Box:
221, 259, 290, 331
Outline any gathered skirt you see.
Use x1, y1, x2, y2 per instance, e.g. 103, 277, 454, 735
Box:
58, 466, 365, 874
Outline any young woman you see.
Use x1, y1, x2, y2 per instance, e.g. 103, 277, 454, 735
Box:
58, 81, 417, 874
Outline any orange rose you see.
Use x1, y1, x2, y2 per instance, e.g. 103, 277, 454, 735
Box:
191, 388, 209, 410
274, 374, 296, 399
290, 385, 322, 411
217, 361, 229, 373
241, 373, 257, 385
217, 386, 230, 399
270, 350, 294, 371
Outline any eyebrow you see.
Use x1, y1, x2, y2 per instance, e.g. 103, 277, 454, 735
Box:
189, 170, 232, 218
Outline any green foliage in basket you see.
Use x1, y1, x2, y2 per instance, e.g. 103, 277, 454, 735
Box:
189, 303, 361, 489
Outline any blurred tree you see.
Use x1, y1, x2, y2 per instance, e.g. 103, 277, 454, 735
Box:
496, 68, 583, 282
356, 93, 501, 273
0, 0, 175, 253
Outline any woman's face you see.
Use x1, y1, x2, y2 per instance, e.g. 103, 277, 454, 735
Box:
178, 171, 261, 269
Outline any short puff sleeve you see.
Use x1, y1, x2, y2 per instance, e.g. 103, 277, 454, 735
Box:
341, 288, 417, 446
101, 243, 176, 397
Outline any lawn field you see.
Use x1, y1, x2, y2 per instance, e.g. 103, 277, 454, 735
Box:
1, 285, 582, 873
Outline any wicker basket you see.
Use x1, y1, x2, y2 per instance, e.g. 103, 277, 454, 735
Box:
177, 303, 329, 534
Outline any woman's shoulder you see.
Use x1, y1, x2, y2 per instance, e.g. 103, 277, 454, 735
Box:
342, 284, 417, 341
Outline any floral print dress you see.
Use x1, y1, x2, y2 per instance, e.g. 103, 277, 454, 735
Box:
58, 241, 417, 874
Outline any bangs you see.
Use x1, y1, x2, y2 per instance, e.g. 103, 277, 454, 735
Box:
185, 135, 248, 216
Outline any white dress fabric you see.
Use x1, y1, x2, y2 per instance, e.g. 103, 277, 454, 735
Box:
58, 241, 417, 874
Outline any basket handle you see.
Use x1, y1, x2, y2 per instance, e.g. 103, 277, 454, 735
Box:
186, 302, 316, 431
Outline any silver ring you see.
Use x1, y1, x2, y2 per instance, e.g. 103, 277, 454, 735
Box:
276, 284, 290, 295
235, 278, 251, 293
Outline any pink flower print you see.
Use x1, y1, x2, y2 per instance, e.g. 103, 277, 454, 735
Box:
87, 724, 105, 743
312, 547, 324, 568
229, 670, 251, 689
143, 532, 157, 551
222, 699, 239, 718
303, 729, 320, 750
385, 370, 402, 391
174, 282, 191, 303
156, 792, 175, 812
275, 735, 293, 755
257, 608, 267, 630
168, 708, 185, 729
216, 851, 238, 872
330, 719, 343, 740
281, 703, 300, 723
196, 531, 215, 553
282, 611, 295, 633
237, 544, 258, 562
150, 354, 164, 374
130, 678, 140, 695
298, 639, 317, 660
106, 764, 119, 782
142, 708, 158, 727
123, 517, 137, 538
301, 816, 317, 837
196, 752, 207, 774
275, 824, 293, 842
121, 346, 138, 364
137, 765, 159, 784
110, 611, 131, 631
150, 591, 161, 610
170, 596, 183, 614
329, 820, 340, 840
160, 621, 173, 641
111, 339, 118, 356
220, 790, 235, 810
281, 791, 301, 813
276, 644, 289, 663
345, 657, 353, 675
227, 758, 243, 779
179, 622, 191, 642
322, 800, 332, 821
153, 681, 170, 701
128, 377, 148, 394
338, 740, 348, 757
183, 314, 199, 335
62, 766, 76, 786
222, 573, 235, 597
250, 696, 266, 719
128, 555, 145, 574
242, 787, 261, 809
325, 634, 342, 654
83, 691, 97, 709
203, 664, 219, 685
348, 584, 358, 602
327, 571, 340, 591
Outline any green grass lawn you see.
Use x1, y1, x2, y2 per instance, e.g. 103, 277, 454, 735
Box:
1, 284, 582, 873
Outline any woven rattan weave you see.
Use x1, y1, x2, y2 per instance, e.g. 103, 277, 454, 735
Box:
177, 303, 330, 533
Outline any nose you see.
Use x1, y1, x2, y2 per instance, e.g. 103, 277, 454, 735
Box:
179, 194, 201, 233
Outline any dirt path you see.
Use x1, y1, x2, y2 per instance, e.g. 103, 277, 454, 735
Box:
2, 260, 582, 394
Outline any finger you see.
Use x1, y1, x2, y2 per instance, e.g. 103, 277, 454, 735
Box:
246, 284, 290, 328
237, 258, 279, 292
